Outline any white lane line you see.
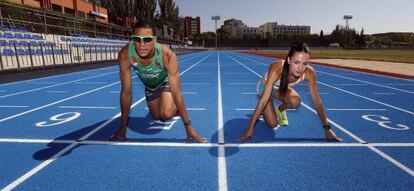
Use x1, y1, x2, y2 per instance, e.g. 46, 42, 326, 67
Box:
332, 83, 369, 86
1, 52, 215, 191
385, 84, 414, 86
224, 72, 249, 75
0, 66, 115, 87
182, 92, 197, 94
240, 92, 257, 95
187, 108, 205, 111
238, 52, 414, 92
2, 138, 414, 147
368, 145, 414, 176
1, 96, 146, 191
46, 91, 68, 93
325, 109, 387, 111
26, 82, 59, 84
317, 71, 414, 95
307, 92, 330, 95
226, 55, 263, 77
235, 108, 296, 111
74, 82, 108, 84
0, 105, 29, 108
144, 107, 205, 111
373, 93, 395, 95
234, 53, 414, 114
0, 49, 204, 99
59, 106, 117, 109
232, 54, 269, 66
187, 72, 213, 75
301, 102, 414, 176
0, 71, 117, 99
227, 83, 256, 85
0, 80, 127, 123
228, 52, 414, 177
318, 81, 414, 116
217, 52, 228, 191
181, 82, 211, 85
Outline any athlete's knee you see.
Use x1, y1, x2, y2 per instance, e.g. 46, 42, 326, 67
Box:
266, 120, 278, 129
288, 96, 301, 108
150, 111, 160, 120
159, 108, 175, 120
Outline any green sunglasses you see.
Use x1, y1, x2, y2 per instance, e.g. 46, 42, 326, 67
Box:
131, 35, 155, 43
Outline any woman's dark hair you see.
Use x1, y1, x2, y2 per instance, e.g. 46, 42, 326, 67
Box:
278, 42, 310, 97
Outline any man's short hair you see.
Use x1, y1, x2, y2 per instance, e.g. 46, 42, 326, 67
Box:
133, 20, 155, 32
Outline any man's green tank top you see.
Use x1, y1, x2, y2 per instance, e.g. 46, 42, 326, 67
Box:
128, 41, 168, 91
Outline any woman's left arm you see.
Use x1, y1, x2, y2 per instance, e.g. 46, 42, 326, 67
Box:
306, 67, 329, 126
307, 67, 343, 142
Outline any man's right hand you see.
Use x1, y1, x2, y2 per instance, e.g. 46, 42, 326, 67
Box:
184, 125, 206, 143
110, 128, 128, 142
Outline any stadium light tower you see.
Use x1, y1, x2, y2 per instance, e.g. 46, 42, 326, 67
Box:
343, 15, 353, 48
211, 15, 220, 48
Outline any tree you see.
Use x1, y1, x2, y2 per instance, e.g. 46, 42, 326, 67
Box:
356, 28, 366, 47
216, 28, 230, 39
157, 0, 181, 35
329, 24, 358, 47
101, 0, 132, 22
320, 30, 324, 39
133, 0, 157, 23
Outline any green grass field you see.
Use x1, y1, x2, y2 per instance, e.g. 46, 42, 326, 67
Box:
259, 49, 414, 63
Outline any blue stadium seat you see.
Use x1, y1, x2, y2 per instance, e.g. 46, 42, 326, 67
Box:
18, 41, 29, 46
23, 34, 32, 39
14, 33, 24, 39
44, 49, 53, 55
2, 49, 15, 56
38, 41, 46, 46
32, 35, 43, 40
35, 49, 43, 55
16, 49, 28, 55
29, 41, 38, 46
0, 40, 8, 46
29, 49, 36, 55
4, 32, 14, 38
9, 40, 18, 45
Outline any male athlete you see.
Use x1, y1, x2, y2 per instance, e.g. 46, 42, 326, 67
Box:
111, 21, 205, 143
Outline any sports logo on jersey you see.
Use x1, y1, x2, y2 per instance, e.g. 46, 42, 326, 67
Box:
132, 57, 138, 67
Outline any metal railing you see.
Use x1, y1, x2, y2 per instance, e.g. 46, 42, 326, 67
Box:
0, 43, 123, 70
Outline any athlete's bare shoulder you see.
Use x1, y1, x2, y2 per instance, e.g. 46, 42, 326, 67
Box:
160, 43, 175, 58
268, 59, 284, 76
305, 65, 317, 80
118, 44, 130, 67
118, 44, 129, 59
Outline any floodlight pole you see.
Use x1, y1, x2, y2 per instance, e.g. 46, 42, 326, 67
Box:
343, 15, 353, 48
212, 16, 220, 48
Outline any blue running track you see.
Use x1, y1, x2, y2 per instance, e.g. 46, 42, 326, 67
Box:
0, 51, 413, 190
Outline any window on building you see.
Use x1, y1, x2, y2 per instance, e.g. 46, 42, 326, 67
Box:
77, 11, 86, 18
52, 4, 62, 12
64, 7, 75, 15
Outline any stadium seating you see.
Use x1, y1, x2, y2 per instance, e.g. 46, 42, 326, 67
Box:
0, 26, 126, 70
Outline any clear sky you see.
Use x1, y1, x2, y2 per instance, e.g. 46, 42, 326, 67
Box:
175, 0, 414, 34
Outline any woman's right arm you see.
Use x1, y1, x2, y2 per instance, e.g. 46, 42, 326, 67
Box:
239, 62, 282, 141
